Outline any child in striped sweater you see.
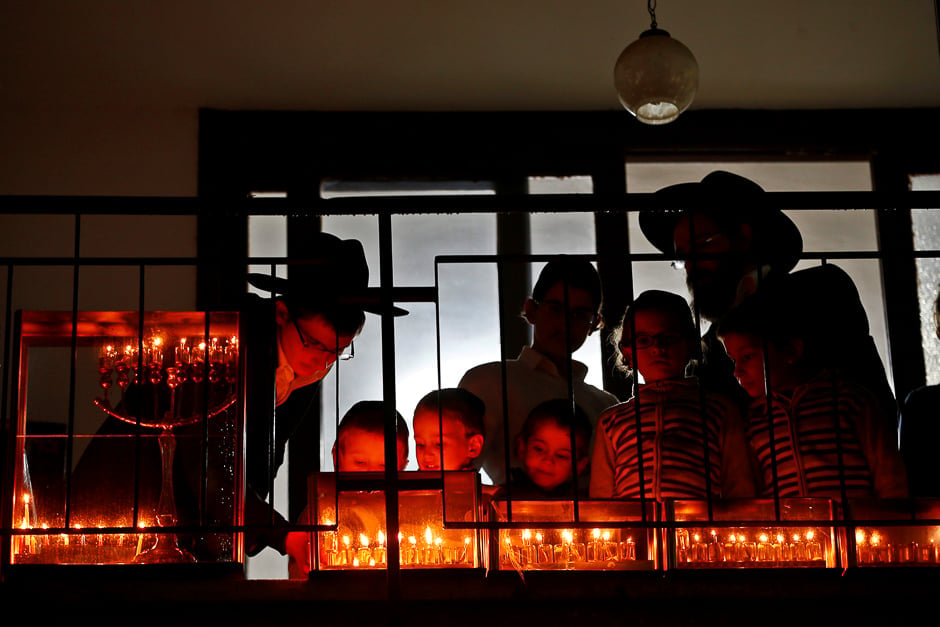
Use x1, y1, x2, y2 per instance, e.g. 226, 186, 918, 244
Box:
716, 291, 907, 501
590, 290, 754, 500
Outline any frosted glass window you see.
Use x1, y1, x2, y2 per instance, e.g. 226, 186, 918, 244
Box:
321, 207, 498, 472
911, 173, 940, 385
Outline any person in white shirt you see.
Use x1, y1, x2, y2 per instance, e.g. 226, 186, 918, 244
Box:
458, 256, 619, 486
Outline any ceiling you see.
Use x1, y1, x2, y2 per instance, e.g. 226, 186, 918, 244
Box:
2, 1, 940, 113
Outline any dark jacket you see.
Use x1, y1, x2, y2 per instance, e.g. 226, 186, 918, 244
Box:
699, 263, 897, 424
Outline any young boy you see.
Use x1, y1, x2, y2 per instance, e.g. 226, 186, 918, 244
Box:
287, 400, 409, 577
716, 291, 907, 501
501, 398, 593, 499
590, 290, 755, 500
412, 388, 486, 471
332, 400, 411, 472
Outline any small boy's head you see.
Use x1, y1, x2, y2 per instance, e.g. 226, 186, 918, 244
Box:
514, 399, 592, 492
523, 257, 604, 363
333, 401, 409, 471
413, 388, 486, 471
716, 295, 808, 398
612, 290, 700, 383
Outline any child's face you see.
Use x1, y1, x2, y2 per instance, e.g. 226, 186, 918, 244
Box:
621, 308, 693, 383
334, 428, 407, 471
526, 283, 598, 364
413, 409, 483, 471
516, 421, 582, 491
720, 331, 801, 398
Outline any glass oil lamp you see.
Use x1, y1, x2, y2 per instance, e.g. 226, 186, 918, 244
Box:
304, 471, 482, 571
489, 499, 657, 571
665, 498, 837, 569
6, 310, 242, 568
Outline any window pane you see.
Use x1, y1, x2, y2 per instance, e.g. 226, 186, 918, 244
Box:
911, 173, 940, 385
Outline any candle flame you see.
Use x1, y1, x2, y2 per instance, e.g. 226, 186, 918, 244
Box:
535, 532, 543, 543
23, 493, 30, 505
464, 537, 471, 545
342, 535, 351, 547
522, 529, 531, 541
805, 530, 814, 541
369, 557, 376, 567
562, 530, 573, 544
359, 533, 369, 548
602, 531, 611, 542
352, 557, 360, 567
792, 534, 800, 543
592, 528, 601, 540
693, 534, 701, 542
759, 533, 769, 543
425, 526, 433, 545
435, 537, 443, 547
409, 535, 417, 546
871, 532, 881, 546
855, 529, 866, 544
377, 530, 386, 546
776, 534, 785, 544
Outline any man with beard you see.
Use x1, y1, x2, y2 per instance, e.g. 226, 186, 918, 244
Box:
639, 170, 896, 421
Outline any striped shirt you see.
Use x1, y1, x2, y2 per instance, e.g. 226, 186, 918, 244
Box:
590, 378, 754, 500
746, 373, 907, 500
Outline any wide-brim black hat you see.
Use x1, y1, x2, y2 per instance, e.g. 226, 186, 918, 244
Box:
247, 232, 409, 317
638, 171, 803, 274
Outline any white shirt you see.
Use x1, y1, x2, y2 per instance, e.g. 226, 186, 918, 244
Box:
458, 345, 619, 486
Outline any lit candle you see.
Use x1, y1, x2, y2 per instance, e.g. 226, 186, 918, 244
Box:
22, 493, 31, 529
588, 528, 602, 561
620, 535, 636, 561
136, 522, 146, 556
536, 531, 552, 564
602, 530, 618, 561
374, 530, 387, 564
342, 535, 352, 565
357, 534, 372, 564
757, 533, 772, 562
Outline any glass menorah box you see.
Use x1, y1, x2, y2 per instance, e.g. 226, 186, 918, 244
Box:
664, 498, 839, 569
5, 310, 243, 568
300, 470, 483, 573
846, 498, 940, 567
488, 499, 659, 571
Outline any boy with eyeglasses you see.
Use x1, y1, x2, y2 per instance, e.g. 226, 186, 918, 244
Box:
459, 256, 618, 487
590, 290, 754, 500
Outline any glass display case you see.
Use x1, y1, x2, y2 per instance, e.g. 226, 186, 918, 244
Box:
488, 499, 658, 571
847, 498, 940, 567
302, 471, 483, 571
5, 310, 243, 567
664, 498, 839, 569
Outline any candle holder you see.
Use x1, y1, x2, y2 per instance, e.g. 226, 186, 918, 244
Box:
7, 310, 242, 568
489, 499, 658, 572
847, 498, 940, 568
305, 471, 482, 572
665, 498, 837, 570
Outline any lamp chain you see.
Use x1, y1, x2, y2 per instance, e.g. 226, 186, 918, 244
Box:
647, 0, 658, 29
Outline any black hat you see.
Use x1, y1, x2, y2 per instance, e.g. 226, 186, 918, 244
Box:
247, 232, 408, 317
638, 171, 803, 274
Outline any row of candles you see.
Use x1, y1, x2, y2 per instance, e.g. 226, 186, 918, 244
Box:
98, 335, 238, 393
855, 529, 940, 565
674, 528, 825, 564
321, 526, 475, 568
10, 493, 174, 565
500, 528, 637, 568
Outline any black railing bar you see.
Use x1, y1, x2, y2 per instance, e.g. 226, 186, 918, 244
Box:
11, 517, 936, 536
2, 190, 940, 214
6, 247, 940, 268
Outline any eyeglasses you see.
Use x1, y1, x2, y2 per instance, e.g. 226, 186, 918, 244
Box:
621, 332, 684, 350
293, 320, 355, 360
534, 299, 599, 326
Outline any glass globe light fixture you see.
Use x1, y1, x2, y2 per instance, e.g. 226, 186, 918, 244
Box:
613, 1, 699, 125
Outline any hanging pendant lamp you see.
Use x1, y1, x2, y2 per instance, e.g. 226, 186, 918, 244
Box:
613, 0, 699, 125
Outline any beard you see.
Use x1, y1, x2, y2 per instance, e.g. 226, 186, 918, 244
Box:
686, 260, 749, 322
